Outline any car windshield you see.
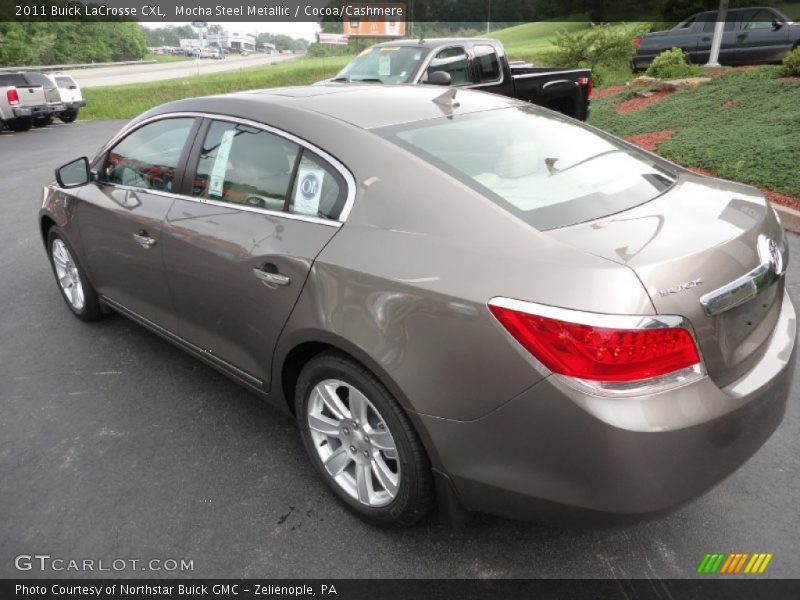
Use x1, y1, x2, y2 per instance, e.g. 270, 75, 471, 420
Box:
55, 76, 75, 88
376, 106, 677, 230
0, 73, 29, 87
334, 46, 428, 84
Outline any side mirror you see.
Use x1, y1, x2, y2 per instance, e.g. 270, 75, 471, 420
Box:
772, 20, 784, 30
55, 157, 91, 188
426, 71, 452, 86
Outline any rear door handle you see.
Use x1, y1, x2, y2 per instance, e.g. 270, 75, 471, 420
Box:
133, 231, 156, 248
252, 267, 290, 287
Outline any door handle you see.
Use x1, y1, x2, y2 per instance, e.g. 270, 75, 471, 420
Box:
252, 267, 290, 287
133, 231, 156, 249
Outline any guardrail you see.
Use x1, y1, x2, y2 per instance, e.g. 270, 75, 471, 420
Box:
0, 60, 156, 73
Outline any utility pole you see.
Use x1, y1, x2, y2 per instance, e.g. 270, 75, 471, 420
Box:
706, 0, 729, 68
486, 0, 491, 34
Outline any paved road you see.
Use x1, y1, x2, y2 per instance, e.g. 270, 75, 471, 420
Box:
65, 54, 300, 88
1, 121, 799, 579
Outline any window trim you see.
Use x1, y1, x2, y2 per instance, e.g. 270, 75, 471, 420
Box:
417, 45, 474, 86
92, 111, 356, 227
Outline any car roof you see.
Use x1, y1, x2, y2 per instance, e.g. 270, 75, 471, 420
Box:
369, 37, 502, 49
152, 84, 521, 130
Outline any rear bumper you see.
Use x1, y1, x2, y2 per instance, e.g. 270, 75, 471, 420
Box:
46, 103, 64, 114
62, 100, 86, 111
420, 290, 796, 522
15, 105, 49, 118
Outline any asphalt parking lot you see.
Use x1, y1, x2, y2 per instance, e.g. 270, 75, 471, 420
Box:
1, 120, 799, 579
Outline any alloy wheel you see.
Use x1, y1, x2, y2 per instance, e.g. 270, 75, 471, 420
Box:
51, 238, 85, 311
306, 378, 401, 507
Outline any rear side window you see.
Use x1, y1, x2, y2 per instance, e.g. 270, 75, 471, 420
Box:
192, 120, 300, 212
102, 118, 195, 192
474, 46, 501, 83
21, 72, 50, 86
288, 151, 346, 220
741, 9, 777, 30
376, 107, 676, 231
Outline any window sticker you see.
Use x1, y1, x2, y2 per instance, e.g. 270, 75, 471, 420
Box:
293, 166, 325, 215
208, 128, 235, 198
379, 54, 391, 76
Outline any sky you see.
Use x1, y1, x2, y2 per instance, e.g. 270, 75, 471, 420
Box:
140, 21, 321, 41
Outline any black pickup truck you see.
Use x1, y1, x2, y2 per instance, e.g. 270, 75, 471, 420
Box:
328, 38, 593, 121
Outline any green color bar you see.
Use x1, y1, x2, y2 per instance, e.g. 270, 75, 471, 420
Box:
697, 554, 713, 574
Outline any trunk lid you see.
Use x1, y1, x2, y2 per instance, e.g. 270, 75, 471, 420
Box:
547, 172, 787, 387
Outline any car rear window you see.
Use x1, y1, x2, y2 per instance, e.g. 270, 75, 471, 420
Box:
0, 73, 29, 87
375, 106, 677, 231
55, 76, 76, 89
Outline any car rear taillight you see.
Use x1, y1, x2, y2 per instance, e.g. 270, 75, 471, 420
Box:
577, 76, 593, 98
6, 88, 20, 106
633, 36, 643, 48
488, 298, 704, 396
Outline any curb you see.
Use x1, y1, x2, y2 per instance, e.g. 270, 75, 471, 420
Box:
772, 203, 800, 234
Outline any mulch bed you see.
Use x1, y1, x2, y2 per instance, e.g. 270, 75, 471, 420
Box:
684, 166, 800, 212
593, 85, 627, 100
624, 129, 676, 152
615, 90, 672, 115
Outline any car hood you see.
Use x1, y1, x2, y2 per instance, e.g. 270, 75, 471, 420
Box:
547, 172, 788, 387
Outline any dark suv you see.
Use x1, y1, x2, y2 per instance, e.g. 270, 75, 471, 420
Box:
632, 6, 799, 71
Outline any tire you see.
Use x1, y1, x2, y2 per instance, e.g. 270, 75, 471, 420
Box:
295, 351, 434, 528
59, 110, 78, 123
33, 115, 53, 128
47, 228, 104, 321
10, 117, 32, 132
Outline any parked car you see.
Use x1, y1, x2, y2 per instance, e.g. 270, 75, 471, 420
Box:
14, 72, 63, 127
632, 6, 799, 70
47, 73, 85, 123
329, 38, 593, 120
0, 72, 49, 132
41, 86, 795, 527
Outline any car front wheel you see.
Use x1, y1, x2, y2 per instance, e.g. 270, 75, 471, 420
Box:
47, 228, 104, 321
295, 351, 434, 527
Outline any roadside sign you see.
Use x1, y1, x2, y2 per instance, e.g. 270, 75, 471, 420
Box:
319, 33, 349, 45
343, 3, 406, 37
191, 21, 208, 29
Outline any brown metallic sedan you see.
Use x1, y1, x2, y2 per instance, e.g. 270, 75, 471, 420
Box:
41, 85, 796, 527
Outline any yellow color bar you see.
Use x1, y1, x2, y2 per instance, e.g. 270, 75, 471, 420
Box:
758, 554, 773, 574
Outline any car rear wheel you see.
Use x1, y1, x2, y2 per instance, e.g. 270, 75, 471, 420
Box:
33, 115, 53, 128
47, 229, 104, 321
295, 351, 433, 527
10, 117, 32, 132
59, 110, 78, 123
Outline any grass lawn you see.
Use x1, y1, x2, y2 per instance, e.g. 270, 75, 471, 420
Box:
491, 20, 590, 63
82, 56, 352, 120
588, 68, 800, 198
145, 53, 192, 63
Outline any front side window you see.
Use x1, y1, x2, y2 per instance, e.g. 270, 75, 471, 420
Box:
192, 120, 300, 212
102, 118, 195, 192
376, 107, 676, 231
474, 45, 501, 83
426, 47, 472, 85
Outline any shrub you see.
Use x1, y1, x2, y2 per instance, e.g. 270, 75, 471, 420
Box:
546, 23, 650, 72
779, 46, 800, 77
646, 47, 706, 79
